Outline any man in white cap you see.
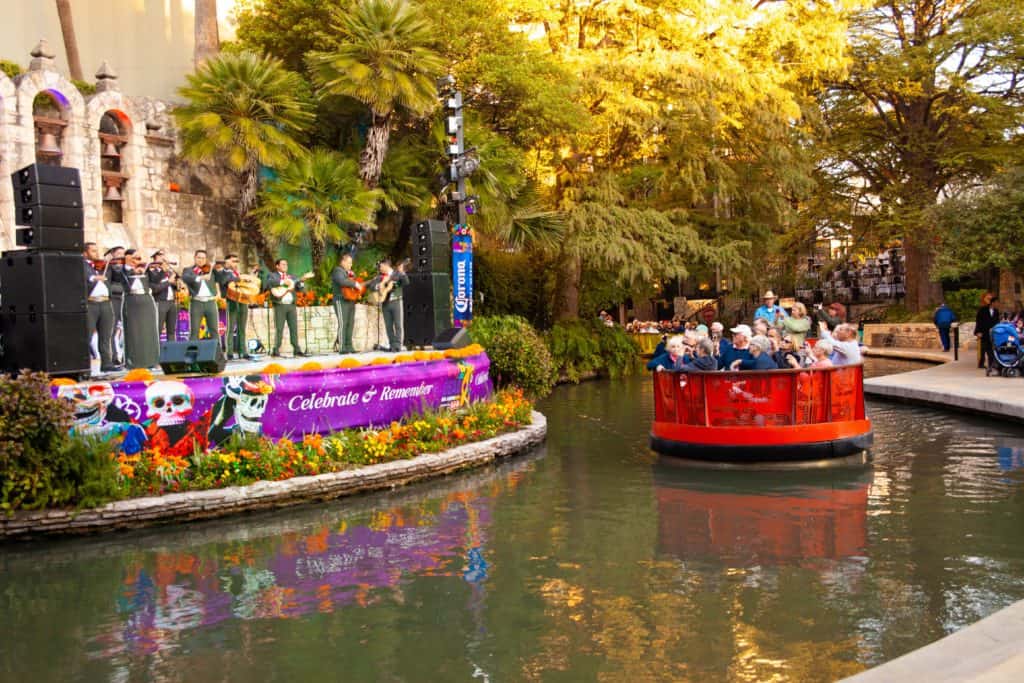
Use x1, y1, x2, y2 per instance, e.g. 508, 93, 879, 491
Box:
754, 290, 788, 325
718, 323, 754, 370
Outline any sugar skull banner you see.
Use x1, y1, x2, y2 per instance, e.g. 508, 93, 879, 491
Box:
53, 353, 493, 456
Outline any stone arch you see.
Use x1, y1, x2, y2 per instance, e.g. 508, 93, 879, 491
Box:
0, 73, 15, 253
86, 91, 146, 245
14, 69, 87, 171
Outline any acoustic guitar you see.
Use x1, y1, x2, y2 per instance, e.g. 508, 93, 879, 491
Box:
366, 260, 409, 305
227, 274, 262, 305
270, 272, 313, 300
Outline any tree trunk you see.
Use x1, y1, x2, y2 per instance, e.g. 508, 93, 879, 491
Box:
239, 165, 274, 267
389, 206, 415, 263
310, 237, 325, 271
359, 115, 391, 189
554, 252, 581, 321
902, 226, 943, 313
55, 0, 83, 81
194, 0, 221, 66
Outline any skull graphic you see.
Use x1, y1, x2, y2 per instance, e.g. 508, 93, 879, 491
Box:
57, 382, 115, 429
145, 381, 194, 426
223, 375, 273, 433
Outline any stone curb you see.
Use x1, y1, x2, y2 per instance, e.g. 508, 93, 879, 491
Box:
0, 411, 547, 540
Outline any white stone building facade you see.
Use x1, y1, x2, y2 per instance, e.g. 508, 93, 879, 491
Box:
0, 42, 239, 262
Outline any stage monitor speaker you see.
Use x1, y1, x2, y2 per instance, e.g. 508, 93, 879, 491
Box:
403, 272, 451, 347
16, 226, 84, 251
16, 204, 84, 229
0, 250, 86, 314
14, 183, 83, 210
0, 311, 89, 376
432, 327, 470, 350
159, 340, 226, 375
11, 164, 81, 191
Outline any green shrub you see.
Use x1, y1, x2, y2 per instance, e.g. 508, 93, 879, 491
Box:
545, 320, 640, 381
475, 249, 556, 329
471, 315, 556, 397
0, 372, 76, 511
0, 59, 23, 80
944, 288, 986, 323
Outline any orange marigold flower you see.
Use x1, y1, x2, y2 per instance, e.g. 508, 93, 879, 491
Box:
49, 377, 76, 386
339, 358, 362, 369
299, 361, 323, 372
262, 362, 287, 375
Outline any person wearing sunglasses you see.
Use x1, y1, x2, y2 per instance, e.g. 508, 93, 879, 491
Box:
773, 336, 803, 369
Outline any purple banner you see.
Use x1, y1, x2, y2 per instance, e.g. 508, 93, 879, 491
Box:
53, 354, 493, 456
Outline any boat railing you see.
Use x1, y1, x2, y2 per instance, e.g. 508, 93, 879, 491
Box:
652, 364, 866, 428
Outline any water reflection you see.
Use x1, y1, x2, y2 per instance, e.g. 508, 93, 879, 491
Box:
654, 463, 871, 566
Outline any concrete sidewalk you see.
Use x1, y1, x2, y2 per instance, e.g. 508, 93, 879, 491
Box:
864, 352, 1024, 422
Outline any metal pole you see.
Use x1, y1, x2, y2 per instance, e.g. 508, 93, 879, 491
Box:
953, 322, 959, 361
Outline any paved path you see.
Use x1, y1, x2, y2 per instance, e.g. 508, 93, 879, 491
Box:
864, 350, 1024, 422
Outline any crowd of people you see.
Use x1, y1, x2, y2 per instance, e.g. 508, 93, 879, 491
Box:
643, 291, 863, 373
83, 243, 410, 373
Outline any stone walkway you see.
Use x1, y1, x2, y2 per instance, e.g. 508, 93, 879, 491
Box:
864, 351, 1024, 422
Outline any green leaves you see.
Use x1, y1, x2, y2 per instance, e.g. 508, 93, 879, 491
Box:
256, 148, 384, 262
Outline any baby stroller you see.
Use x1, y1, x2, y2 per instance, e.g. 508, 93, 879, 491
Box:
987, 322, 1024, 376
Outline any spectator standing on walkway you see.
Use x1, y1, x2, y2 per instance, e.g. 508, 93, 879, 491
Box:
975, 295, 1000, 369
933, 302, 957, 352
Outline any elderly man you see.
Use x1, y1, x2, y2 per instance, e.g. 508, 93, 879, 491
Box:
718, 324, 754, 369
730, 335, 779, 370
754, 290, 787, 325
647, 335, 688, 371
818, 322, 862, 365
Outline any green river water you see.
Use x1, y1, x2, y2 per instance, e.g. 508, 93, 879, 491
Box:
2, 359, 1023, 682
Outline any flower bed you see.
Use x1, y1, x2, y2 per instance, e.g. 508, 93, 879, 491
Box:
96, 389, 530, 503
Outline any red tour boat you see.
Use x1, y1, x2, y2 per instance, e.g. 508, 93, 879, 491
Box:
650, 365, 873, 463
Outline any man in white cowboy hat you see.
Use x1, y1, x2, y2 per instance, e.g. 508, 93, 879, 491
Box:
754, 290, 788, 325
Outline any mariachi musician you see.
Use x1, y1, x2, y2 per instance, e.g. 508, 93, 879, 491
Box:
117, 251, 160, 369
82, 242, 118, 372
104, 246, 126, 364
181, 249, 219, 341
331, 252, 363, 354
265, 258, 313, 357
147, 250, 179, 343
215, 253, 251, 360
367, 259, 409, 352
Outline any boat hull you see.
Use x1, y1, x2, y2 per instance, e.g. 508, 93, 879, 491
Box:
650, 420, 873, 463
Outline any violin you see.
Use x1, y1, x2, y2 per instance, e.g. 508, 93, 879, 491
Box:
90, 259, 107, 271
194, 264, 212, 274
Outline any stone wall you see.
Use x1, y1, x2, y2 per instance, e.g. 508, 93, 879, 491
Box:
0, 412, 548, 539
0, 42, 239, 260
862, 322, 976, 350
247, 304, 392, 354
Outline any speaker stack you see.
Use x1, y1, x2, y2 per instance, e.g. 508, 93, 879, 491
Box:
404, 219, 453, 347
0, 164, 89, 376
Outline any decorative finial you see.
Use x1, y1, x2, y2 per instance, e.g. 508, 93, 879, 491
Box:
28, 39, 57, 71
94, 60, 120, 92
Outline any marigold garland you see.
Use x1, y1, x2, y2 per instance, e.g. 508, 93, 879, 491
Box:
338, 358, 362, 369
262, 362, 287, 375
49, 377, 75, 386
299, 361, 323, 372
123, 368, 154, 382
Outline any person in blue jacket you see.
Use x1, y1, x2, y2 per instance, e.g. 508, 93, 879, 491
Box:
729, 335, 779, 370
933, 302, 958, 352
647, 335, 689, 371
718, 324, 754, 369
753, 290, 787, 325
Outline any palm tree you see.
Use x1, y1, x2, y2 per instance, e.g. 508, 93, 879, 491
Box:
55, 0, 83, 80
174, 51, 312, 263
256, 149, 383, 268
307, 0, 445, 189
194, 0, 220, 66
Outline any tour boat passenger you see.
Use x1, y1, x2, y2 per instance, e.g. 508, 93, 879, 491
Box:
777, 301, 811, 347
809, 339, 834, 368
717, 324, 753, 369
730, 335, 779, 371
681, 338, 718, 372
647, 335, 688, 371
773, 336, 803, 369
817, 322, 862, 365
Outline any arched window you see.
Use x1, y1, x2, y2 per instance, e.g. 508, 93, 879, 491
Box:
99, 110, 130, 223
32, 89, 70, 166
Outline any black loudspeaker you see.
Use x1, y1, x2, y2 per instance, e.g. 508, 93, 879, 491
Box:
16, 226, 84, 251
432, 327, 470, 350
11, 164, 81, 190
404, 272, 452, 347
17, 205, 84, 229
14, 183, 83, 210
0, 251, 86, 314
159, 340, 226, 375
412, 219, 450, 272
0, 312, 89, 376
